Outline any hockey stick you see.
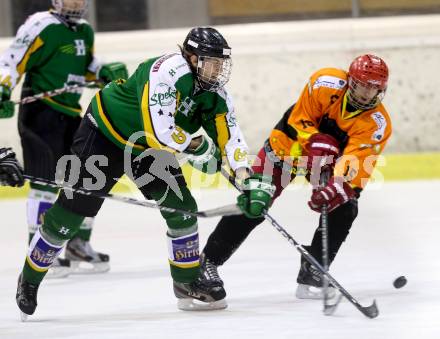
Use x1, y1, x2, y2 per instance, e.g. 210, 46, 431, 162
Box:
220, 167, 379, 319
15, 81, 102, 105
318, 167, 339, 315
24, 174, 242, 219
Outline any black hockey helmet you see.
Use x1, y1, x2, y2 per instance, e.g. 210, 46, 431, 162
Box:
183, 27, 231, 59
182, 27, 232, 91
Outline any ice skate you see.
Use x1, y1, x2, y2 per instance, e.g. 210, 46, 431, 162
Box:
65, 238, 110, 274
45, 257, 71, 279
199, 252, 224, 287
16, 274, 40, 321
295, 259, 335, 300
173, 272, 227, 311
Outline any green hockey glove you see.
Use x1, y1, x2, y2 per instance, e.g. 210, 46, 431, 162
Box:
186, 135, 221, 174
0, 85, 14, 119
98, 62, 129, 84
237, 174, 275, 218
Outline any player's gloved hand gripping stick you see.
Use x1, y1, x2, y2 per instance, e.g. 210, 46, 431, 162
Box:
221, 166, 379, 319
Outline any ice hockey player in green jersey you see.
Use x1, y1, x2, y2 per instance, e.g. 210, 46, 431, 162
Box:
0, 0, 128, 277
15, 26, 275, 318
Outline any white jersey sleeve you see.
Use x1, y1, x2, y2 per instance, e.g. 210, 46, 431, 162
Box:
0, 11, 58, 89
215, 89, 251, 171
145, 54, 192, 152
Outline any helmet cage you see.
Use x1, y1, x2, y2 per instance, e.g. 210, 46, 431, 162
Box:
347, 76, 386, 110
52, 0, 88, 22
196, 55, 232, 92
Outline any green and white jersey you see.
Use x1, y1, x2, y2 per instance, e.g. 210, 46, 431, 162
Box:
90, 53, 249, 171
0, 11, 99, 116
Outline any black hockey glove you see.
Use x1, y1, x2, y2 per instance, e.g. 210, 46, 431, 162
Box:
0, 148, 24, 187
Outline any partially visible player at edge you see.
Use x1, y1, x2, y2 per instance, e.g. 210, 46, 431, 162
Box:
0, 0, 128, 277
199, 54, 392, 300
15, 26, 274, 317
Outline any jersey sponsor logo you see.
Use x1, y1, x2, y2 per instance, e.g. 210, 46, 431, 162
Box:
12, 34, 32, 48
152, 54, 176, 72
168, 232, 200, 268
74, 39, 86, 56
150, 83, 177, 107
28, 236, 62, 269
313, 76, 347, 90
371, 111, 387, 141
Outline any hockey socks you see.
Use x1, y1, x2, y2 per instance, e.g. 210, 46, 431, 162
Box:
26, 187, 58, 242
22, 203, 84, 284
26, 186, 94, 242
76, 217, 94, 241
167, 230, 200, 283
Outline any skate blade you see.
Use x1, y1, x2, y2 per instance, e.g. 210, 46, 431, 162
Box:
177, 298, 228, 311
69, 261, 110, 275
45, 267, 71, 279
20, 312, 29, 322
296, 284, 336, 300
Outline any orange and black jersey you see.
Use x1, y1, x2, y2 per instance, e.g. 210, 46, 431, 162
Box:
268, 67, 392, 189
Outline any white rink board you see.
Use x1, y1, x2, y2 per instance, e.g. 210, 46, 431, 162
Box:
1, 15, 440, 156
0, 181, 439, 338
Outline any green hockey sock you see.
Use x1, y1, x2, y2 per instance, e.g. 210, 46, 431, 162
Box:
149, 184, 200, 283
22, 203, 84, 284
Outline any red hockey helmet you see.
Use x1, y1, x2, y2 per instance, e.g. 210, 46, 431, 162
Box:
347, 54, 389, 110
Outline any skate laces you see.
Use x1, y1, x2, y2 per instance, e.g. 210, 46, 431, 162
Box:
23, 281, 38, 301
302, 261, 323, 283
204, 259, 221, 282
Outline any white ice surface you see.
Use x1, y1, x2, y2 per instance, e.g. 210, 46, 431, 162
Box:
1, 181, 439, 339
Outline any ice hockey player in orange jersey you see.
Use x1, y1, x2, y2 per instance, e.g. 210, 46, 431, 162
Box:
198, 54, 392, 300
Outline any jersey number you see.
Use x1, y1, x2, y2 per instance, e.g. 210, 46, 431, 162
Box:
300, 119, 314, 129
171, 126, 187, 145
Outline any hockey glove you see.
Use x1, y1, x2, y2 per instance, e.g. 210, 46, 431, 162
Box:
305, 133, 340, 173
185, 135, 221, 174
98, 62, 129, 84
0, 148, 24, 187
308, 177, 356, 213
0, 85, 14, 119
237, 174, 275, 218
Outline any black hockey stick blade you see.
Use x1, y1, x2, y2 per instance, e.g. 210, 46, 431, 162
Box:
323, 293, 343, 316
360, 299, 379, 318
